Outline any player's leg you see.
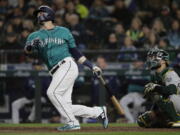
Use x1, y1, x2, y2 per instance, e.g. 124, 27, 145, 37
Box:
154, 95, 180, 122
12, 97, 33, 123
27, 97, 46, 122
27, 103, 35, 122
170, 95, 180, 127
63, 84, 108, 128
133, 93, 146, 122
63, 84, 103, 118
120, 93, 135, 123
47, 58, 80, 130
151, 94, 180, 127
72, 105, 108, 128
170, 95, 180, 113
72, 105, 104, 118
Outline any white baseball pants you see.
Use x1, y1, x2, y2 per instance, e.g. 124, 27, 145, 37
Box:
12, 97, 35, 123
47, 57, 102, 125
120, 92, 145, 123
170, 95, 180, 113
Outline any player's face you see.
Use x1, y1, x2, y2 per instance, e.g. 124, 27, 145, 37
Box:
147, 54, 158, 63
146, 53, 161, 70
37, 11, 45, 17
37, 11, 49, 25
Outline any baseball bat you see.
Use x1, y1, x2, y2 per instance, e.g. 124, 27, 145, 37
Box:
97, 75, 125, 115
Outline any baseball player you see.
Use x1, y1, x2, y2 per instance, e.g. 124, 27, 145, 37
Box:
24, 5, 108, 131
137, 48, 180, 128
12, 78, 36, 123
12, 78, 47, 123
120, 89, 145, 123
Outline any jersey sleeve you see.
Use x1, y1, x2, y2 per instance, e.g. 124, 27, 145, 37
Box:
164, 71, 180, 94
66, 28, 76, 48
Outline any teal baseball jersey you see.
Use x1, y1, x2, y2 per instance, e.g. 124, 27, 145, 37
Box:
26, 26, 76, 70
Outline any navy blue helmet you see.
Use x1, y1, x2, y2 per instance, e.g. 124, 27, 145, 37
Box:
33, 5, 55, 23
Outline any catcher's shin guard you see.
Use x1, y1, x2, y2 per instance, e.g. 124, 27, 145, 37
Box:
156, 98, 180, 122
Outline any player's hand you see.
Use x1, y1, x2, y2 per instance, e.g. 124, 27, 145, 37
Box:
144, 83, 159, 95
92, 66, 102, 77
32, 38, 41, 46
24, 41, 33, 54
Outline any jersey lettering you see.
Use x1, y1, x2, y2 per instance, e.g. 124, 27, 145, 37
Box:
40, 38, 65, 47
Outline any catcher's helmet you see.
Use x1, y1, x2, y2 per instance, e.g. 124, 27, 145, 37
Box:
33, 5, 55, 23
146, 48, 169, 70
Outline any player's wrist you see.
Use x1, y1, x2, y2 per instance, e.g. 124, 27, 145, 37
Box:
83, 59, 93, 69
78, 56, 93, 69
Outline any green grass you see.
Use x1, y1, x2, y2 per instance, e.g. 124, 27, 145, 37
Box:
0, 123, 179, 135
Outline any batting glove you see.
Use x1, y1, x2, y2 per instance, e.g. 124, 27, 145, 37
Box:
24, 41, 34, 54
92, 66, 102, 77
144, 83, 159, 95
32, 38, 41, 46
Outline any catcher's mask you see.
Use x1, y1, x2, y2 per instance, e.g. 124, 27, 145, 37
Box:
146, 48, 169, 70
33, 5, 55, 23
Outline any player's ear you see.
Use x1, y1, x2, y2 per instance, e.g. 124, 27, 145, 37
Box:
161, 60, 166, 65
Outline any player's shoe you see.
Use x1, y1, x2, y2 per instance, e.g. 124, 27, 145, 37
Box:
170, 121, 180, 128
57, 125, 81, 131
98, 106, 109, 129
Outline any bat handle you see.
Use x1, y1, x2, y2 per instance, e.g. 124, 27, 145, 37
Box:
97, 75, 106, 85
97, 74, 113, 96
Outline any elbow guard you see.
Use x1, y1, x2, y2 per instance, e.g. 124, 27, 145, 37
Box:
69, 47, 83, 61
69, 47, 93, 69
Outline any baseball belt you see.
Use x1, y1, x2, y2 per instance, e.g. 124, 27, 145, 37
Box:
50, 60, 66, 75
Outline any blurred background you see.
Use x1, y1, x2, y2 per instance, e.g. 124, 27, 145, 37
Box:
0, 0, 179, 124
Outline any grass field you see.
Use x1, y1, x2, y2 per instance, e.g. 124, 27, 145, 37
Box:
0, 123, 180, 135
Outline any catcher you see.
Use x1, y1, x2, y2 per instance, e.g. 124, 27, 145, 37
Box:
137, 48, 180, 128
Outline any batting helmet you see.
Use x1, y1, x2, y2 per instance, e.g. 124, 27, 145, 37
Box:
33, 5, 55, 23
146, 48, 169, 70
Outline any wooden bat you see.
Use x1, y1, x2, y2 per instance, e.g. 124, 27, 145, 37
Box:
97, 75, 125, 115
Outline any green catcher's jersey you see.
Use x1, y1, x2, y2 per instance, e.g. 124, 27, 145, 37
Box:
26, 26, 76, 70
151, 68, 180, 94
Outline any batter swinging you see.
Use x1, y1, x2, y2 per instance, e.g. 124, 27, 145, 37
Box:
24, 5, 108, 131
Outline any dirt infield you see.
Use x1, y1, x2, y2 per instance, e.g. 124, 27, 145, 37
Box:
0, 126, 180, 133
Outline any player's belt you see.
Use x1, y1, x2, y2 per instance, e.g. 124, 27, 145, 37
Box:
50, 60, 66, 75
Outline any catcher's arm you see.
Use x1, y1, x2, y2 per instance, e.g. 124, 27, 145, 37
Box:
144, 82, 177, 97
